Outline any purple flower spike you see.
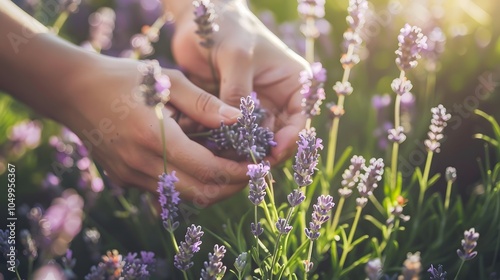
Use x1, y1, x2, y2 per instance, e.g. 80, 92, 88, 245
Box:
297, 0, 325, 19
157, 171, 180, 232
305, 195, 335, 240
175, 224, 204, 271
247, 162, 270, 206
357, 158, 384, 197
346, 0, 368, 31
395, 24, 427, 71
339, 155, 365, 197
276, 218, 293, 234
200, 244, 227, 280
251, 222, 264, 237
287, 189, 306, 207
424, 104, 451, 153
300, 62, 327, 117
193, 0, 219, 48
428, 264, 447, 280
457, 228, 479, 261
293, 128, 323, 187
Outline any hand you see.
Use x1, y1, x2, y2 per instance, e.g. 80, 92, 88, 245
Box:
171, 0, 309, 165
63, 56, 249, 206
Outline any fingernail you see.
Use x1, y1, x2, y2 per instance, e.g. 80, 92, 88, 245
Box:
219, 105, 242, 120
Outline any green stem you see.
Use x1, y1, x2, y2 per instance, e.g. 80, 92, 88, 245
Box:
254, 205, 260, 260
155, 104, 167, 173
270, 205, 297, 277
390, 94, 402, 190
304, 240, 314, 280
339, 206, 362, 269
453, 260, 465, 280
418, 151, 434, 210
305, 17, 315, 63
15, 268, 21, 280
445, 180, 453, 211
52, 11, 69, 34
369, 194, 385, 215
169, 231, 189, 280
329, 196, 345, 234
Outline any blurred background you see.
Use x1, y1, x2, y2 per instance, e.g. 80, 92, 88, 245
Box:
1, 0, 500, 278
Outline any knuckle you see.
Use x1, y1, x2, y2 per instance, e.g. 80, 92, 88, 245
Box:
195, 92, 217, 113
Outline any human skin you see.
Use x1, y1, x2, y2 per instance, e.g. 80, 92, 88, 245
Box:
163, 0, 310, 165
0, 1, 251, 205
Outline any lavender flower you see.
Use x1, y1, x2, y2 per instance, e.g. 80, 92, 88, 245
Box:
247, 162, 270, 205
200, 244, 227, 280
193, 0, 219, 48
446, 167, 457, 183
401, 252, 422, 280
391, 77, 413, 96
287, 189, 306, 207
122, 251, 156, 280
101, 250, 125, 279
211, 95, 276, 161
276, 218, 293, 234
357, 158, 384, 197
395, 24, 427, 71
297, 0, 325, 19
422, 27, 446, 67
138, 60, 171, 106
386, 204, 410, 225
457, 228, 479, 261
300, 62, 327, 117
346, 0, 368, 31
305, 195, 335, 240
251, 222, 263, 237
388, 126, 406, 144
234, 252, 248, 272
293, 128, 323, 187
340, 155, 365, 190
424, 105, 451, 153
428, 264, 447, 280
175, 224, 204, 271
333, 81, 353, 96
365, 258, 382, 280
157, 171, 180, 232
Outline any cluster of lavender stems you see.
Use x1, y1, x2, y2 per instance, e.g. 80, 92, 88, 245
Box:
389, 24, 427, 192
325, 0, 368, 178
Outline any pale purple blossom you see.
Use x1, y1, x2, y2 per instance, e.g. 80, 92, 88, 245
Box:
287, 189, 306, 207
293, 129, 323, 187
200, 244, 227, 280
305, 195, 335, 240
457, 228, 479, 261
157, 171, 180, 232
333, 81, 353, 96
388, 126, 406, 144
175, 224, 204, 271
300, 62, 327, 117
339, 155, 365, 197
401, 252, 422, 280
247, 162, 270, 205
193, 0, 219, 48
424, 105, 451, 153
357, 158, 384, 197
395, 24, 428, 71
251, 222, 263, 237
391, 77, 413, 96
276, 218, 293, 234
84, 7, 116, 51
365, 258, 382, 280
138, 60, 171, 106
346, 0, 368, 31
428, 264, 447, 280
297, 0, 325, 19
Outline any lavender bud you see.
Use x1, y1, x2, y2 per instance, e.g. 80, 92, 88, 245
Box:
357, 158, 384, 197
457, 228, 479, 261
293, 128, 323, 187
446, 167, 457, 183
333, 81, 353, 96
200, 244, 227, 280
287, 189, 306, 207
300, 62, 327, 117
297, 0, 325, 19
401, 252, 422, 280
251, 222, 264, 237
193, 0, 219, 48
365, 258, 382, 280
341, 155, 365, 188
388, 126, 406, 144
276, 218, 293, 234
305, 195, 335, 240
428, 264, 447, 280
138, 60, 171, 106
175, 225, 204, 271
391, 77, 413, 96
157, 171, 180, 232
346, 0, 368, 31
338, 188, 353, 198
424, 104, 451, 153
247, 162, 270, 205
234, 252, 248, 272
356, 197, 368, 208
395, 24, 427, 71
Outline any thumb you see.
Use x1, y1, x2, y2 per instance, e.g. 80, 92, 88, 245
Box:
217, 45, 254, 107
167, 70, 241, 128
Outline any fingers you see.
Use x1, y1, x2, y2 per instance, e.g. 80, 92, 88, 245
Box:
166, 69, 241, 128
216, 42, 254, 107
